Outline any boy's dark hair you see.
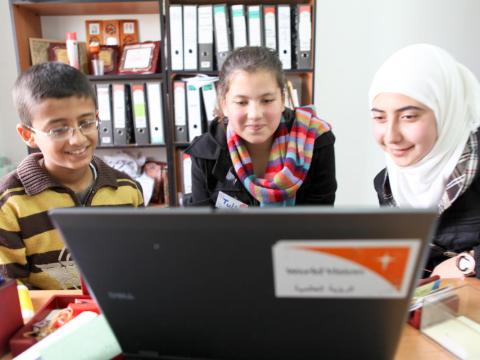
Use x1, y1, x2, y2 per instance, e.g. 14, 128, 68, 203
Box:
217, 46, 285, 116
12, 62, 97, 126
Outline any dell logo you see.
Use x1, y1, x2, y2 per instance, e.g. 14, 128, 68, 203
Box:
107, 291, 136, 301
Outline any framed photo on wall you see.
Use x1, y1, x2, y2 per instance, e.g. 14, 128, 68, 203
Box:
118, 41, 160, 74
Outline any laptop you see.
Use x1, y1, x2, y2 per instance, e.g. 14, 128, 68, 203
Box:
49, 207, 437, 360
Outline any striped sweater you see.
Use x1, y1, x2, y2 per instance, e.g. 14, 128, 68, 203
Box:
0, 153, 144, 289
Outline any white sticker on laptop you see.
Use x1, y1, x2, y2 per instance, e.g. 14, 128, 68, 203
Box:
215, 191, 248, 209
272, 240, 420, 298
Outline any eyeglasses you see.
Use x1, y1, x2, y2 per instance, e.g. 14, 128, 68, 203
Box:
26, 120, 99, 141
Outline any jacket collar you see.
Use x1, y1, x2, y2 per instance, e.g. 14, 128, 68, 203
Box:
18, 152, 118, 196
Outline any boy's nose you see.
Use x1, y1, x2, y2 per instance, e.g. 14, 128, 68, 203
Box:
68, 127, 87, 143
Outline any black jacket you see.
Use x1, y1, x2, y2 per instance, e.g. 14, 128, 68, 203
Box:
374, 163, 480, 278
184, 108, 337, 207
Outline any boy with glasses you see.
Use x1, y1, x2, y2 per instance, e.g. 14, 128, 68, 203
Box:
0, 62, 144, 289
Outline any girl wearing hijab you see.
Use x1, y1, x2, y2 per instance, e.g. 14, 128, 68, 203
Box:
369, 44, 480, 279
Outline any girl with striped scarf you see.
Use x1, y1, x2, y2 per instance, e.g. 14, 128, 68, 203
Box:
185, 46, 337, 207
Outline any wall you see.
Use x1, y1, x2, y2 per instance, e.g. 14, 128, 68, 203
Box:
315, 0, 480, 205
0, 1, 25, 165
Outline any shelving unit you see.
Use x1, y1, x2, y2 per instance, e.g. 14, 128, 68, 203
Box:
9, 0, 316, 206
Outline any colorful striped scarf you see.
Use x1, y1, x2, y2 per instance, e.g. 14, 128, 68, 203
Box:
227, 106, 331, 206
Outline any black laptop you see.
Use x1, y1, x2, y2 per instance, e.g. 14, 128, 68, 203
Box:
49, 207, 437, 360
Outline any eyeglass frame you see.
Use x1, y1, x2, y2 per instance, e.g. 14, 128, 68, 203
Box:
24, 119, 99, 141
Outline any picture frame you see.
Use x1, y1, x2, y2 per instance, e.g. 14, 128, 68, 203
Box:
29, 38, 89, 74
97, 45, 120, 74
118, 41, 160, 75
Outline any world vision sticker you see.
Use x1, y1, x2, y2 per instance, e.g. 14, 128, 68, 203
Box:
272, 240, 420, 298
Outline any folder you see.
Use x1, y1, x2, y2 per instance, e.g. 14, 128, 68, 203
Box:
180, 152, 192, 195
247, 5, 263, 47
146, 82, 165, 144
295, 4, 312, 70
277, 5, 292, 70
130, 83, 150, 145
231, 4, 247, 49
213, 4, 231, 70
183, 5, 198, 70
198, 5, 214, 71
263, 6, 277, 51
173, 80, 188, 142
112, 83, 132, 145
95, 84, 113, 146
186, 81, 203, 142
169, 5, 183, 70
201, 82, 217, 125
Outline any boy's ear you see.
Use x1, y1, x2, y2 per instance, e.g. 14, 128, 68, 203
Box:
16, 124, 38, 148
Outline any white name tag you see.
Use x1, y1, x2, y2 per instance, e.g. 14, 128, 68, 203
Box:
215, 191, 248, 209
272, 240, 420, 298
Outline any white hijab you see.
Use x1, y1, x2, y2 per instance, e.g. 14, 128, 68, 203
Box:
369, 44, 480, 208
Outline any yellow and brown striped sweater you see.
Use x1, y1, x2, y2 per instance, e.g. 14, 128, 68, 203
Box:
0, 153, 144, 289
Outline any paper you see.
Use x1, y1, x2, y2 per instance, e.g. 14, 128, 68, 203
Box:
14, 311, 98, 360
272, 240, 420, 298
422, 316, 480, 359
40, 314, 121, 360
215, 191, 248, 209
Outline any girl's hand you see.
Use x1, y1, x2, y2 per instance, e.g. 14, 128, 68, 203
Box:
431, 256, 466, 279
432, 251, 476, 278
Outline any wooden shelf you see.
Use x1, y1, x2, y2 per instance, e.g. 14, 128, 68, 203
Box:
88, 73, 164, 82
11, 1, 160, 16
174, 142, 190, 148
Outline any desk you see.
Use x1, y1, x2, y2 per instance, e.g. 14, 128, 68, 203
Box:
7, 280, 480, 360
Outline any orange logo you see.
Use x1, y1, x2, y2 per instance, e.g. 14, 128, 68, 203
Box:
295, 246, 411, 290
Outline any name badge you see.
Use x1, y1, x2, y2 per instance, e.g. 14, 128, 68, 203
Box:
215, 191, 248, 209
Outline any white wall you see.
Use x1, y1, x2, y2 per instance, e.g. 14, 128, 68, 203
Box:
0, 1, 25, 165
315, 0, 480, 205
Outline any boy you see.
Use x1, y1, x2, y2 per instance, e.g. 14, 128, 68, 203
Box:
0, 62, 144, 290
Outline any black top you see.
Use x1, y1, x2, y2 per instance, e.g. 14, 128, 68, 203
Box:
373, 143, 480, 278
184, 108, 337, 207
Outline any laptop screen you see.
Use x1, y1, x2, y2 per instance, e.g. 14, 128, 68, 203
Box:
50, 207, 436, 360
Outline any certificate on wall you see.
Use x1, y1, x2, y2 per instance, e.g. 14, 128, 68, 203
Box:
118, 41, 160, 74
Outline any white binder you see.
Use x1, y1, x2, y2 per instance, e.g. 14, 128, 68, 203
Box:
277, 5, 292, 69
295, 4, 312, 69
201, 82, 217, 124
169, 5, 183, 70
185, 81, 203, 142
213, 4, 231, 70
146, 82, 165, 144
247, 5, 263, 47
96, 84, 113, 146
183, 5, 198, 70
112, 83, 128, 145
198, 5, 214, 71
263, 5, 277, 51
173, 81, 188, 142
231, 4, 247, 49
